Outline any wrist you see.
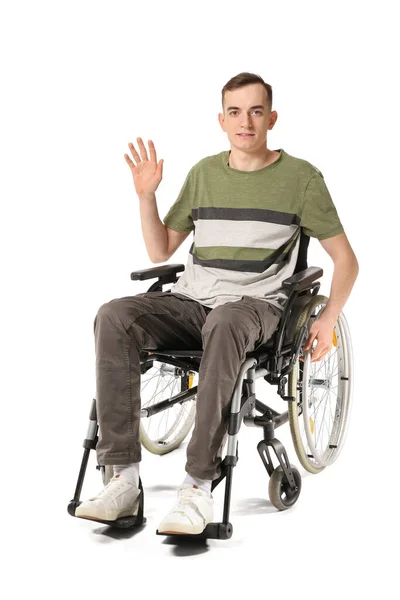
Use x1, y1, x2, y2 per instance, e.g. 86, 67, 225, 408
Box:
319, 310, 339, 326
138, 192, 155, 201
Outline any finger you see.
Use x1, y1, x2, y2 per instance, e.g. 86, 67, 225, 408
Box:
124, 153, 135, 168
137, 137, 149, 161
128, 142, 141, 164
309, 341, 322, 362
311, 345, 329, 362
304, 330, 317, 350
303, 333, 312, 350
313, 339, 333, 361
148, 140, 157, 163
311, 354, 325, 363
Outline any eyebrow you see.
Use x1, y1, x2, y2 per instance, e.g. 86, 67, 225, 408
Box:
226, 105, 265, 111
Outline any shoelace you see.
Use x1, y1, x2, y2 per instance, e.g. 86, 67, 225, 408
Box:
175, 487, 208, 516
94, 476, 128, 499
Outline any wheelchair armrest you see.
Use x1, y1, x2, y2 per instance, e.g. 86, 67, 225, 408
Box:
282, 266, 323, 292
130, 263, 185, 281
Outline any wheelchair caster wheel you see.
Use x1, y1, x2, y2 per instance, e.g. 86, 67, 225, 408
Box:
268, 464, 302, 511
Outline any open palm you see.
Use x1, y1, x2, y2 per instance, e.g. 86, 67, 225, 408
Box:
124, 137, 164, 196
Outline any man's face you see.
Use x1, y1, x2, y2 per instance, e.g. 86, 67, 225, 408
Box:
218, 83, 278, 152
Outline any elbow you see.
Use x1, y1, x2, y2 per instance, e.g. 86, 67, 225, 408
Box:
150, 254, 169, 264
150, 246, 172, 264
334, 255, 359, 280
349, 252, 359, 278
354, 257, 360, 278
351, 246, 359, 273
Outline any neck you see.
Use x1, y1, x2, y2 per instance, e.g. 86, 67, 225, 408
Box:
228, 147, 278, 171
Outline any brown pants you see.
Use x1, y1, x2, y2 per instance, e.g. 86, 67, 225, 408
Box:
94, 291, 281, 480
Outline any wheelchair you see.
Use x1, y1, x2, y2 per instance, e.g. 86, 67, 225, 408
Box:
68, 231, 353, 539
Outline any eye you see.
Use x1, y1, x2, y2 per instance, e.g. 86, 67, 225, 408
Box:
229, 110, 263, 116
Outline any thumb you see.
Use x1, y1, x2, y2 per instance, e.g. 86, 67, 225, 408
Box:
158, 159, 164, 175
304, 329, 317, 351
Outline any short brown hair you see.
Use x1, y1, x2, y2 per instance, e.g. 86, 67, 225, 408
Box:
221, 72, 273, 112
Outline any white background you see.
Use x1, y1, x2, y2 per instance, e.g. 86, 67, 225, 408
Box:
1, 0, 398, 597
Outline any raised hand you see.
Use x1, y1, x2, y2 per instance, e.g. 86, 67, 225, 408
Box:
124, 138, 164, 197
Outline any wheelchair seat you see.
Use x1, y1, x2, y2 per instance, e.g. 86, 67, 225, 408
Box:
145, 289, 312, 361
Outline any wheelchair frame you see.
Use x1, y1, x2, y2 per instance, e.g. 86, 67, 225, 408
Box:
133, 262, 323, 539
68, 242, 326, 539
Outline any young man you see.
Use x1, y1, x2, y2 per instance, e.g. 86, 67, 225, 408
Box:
75, 72, 359, 534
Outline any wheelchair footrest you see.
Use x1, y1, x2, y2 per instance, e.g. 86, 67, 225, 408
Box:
156, 521, 233, 540
76, 513, 146, 529
68, 496, 146, 529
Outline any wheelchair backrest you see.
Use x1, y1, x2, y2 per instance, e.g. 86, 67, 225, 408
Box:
294, 229, 310, 274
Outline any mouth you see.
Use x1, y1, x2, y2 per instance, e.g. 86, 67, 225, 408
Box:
237, 133, 255, 137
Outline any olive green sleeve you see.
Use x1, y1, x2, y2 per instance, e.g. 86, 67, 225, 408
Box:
163, 168, 195, 233
300, 173, 344, 240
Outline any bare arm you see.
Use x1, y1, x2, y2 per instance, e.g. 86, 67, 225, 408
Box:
124, 138, 191, 262
303, 232, 359, 361
137, 197, 190, 263
164, 226, 191, 261
318, 232, 359, 324
137, 191, 169, 262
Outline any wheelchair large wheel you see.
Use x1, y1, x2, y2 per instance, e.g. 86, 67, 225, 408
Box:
288, 295, 353, 473
139, 355, 197, 455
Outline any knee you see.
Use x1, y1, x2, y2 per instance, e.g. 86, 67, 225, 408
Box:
95, 301, 118, 321
94, 297, 145, 332
94, 299, 131, 330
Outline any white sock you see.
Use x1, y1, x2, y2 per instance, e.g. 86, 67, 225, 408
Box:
183, 473, 212, 496
113, 463, 140, 488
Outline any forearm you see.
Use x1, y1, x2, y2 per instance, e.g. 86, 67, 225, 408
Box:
322, 257, 359, 324
138, 193, 168, 263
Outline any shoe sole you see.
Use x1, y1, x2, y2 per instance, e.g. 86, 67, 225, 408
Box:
75, 510, 139, 522
158, 522, 209, 535
75, 496, 140, 522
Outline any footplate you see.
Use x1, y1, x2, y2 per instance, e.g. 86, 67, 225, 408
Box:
68, 479, 146, 529
156, 521, 233, 540
73, 510, 146, 529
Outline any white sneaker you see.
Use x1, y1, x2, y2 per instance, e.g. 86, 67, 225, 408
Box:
158, 484, 214, 535
75, 475, 141, 522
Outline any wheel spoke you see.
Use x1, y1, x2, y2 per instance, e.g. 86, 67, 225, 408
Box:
287, 299, 353, 470
139, 362, 197, 453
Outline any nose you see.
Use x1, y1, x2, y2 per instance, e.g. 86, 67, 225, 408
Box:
240, 113, 252, 130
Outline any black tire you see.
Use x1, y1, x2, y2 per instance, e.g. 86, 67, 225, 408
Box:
268, 463, 302, 511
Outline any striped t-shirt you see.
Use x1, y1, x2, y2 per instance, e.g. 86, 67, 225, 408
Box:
162, 148, 344, 311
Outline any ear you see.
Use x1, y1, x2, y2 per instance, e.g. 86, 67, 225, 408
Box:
269, 111, 278, 130
218, 112, 226, 132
